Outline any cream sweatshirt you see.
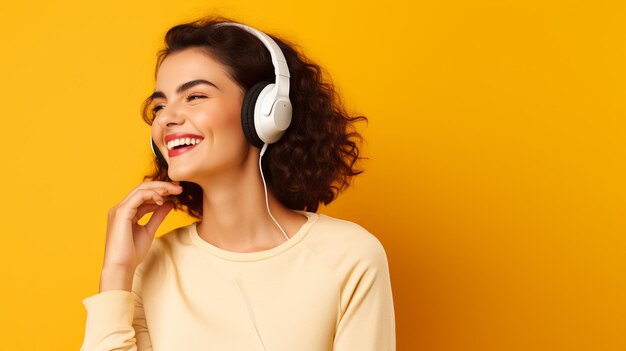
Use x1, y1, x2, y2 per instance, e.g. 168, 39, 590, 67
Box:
80, 210, 396, 350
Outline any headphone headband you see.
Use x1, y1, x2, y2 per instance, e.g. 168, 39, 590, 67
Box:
215, 22, 290, 79
214, 22, 290, 116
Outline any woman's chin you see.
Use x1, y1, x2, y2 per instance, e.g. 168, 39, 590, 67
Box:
167, 169, 196, 183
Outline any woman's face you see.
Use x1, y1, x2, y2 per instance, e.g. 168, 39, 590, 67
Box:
151, 47, 248, 183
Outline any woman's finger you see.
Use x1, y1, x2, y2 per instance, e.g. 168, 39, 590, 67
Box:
143, 201, 175, 235
114, 189, 169, 222
122, 181, 183, 203
132, 203, 161, 223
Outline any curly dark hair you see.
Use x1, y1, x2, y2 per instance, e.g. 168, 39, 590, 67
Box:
140, 14, 368, 219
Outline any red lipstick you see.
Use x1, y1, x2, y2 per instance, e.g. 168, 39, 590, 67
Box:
164, 133, 204, 158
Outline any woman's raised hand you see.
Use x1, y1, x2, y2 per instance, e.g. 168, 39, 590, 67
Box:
102, 181, 183, 277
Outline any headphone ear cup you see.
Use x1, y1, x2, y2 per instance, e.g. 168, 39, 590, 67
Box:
242, 81, 271, 149
151, 138, 168, 168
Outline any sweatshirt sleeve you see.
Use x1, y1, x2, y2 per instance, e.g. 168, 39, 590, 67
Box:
333, 237, 396, 351
80, 268, 153, 351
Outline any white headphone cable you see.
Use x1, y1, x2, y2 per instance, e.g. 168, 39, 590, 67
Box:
259, 143, 289, 241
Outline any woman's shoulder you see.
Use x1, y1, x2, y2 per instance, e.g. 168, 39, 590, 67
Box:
309, 213, 389, 266
315, 212, 384, 243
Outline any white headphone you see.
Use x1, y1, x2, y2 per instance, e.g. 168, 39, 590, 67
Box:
223, 22, 293, 149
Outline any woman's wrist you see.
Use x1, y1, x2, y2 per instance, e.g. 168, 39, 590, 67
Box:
99, 265, 136, 293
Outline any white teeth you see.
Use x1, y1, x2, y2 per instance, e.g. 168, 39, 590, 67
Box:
167, 138, 203, 150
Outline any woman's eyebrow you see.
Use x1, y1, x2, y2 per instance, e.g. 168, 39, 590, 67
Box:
150, 79, 219, 100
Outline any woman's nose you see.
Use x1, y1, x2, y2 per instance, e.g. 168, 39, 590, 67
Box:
157, 105, 186, 128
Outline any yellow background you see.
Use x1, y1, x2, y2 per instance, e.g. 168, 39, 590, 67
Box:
0, 0, 624, 350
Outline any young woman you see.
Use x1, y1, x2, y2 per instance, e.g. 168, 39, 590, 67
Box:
81, 15, 395, 351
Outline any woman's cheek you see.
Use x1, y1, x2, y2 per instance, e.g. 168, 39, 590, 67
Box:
216, 104, 247, 141
151, 125, 162, 144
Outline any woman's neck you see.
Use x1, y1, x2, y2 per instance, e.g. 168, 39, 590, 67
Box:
193, 149, 304, 252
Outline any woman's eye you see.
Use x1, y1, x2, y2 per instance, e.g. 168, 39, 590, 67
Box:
151, 95, 204, 115
187, 95, 206, 101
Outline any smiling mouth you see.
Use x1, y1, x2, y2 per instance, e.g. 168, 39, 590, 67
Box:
166, 137, 204, 151
167, 139, 203, 157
